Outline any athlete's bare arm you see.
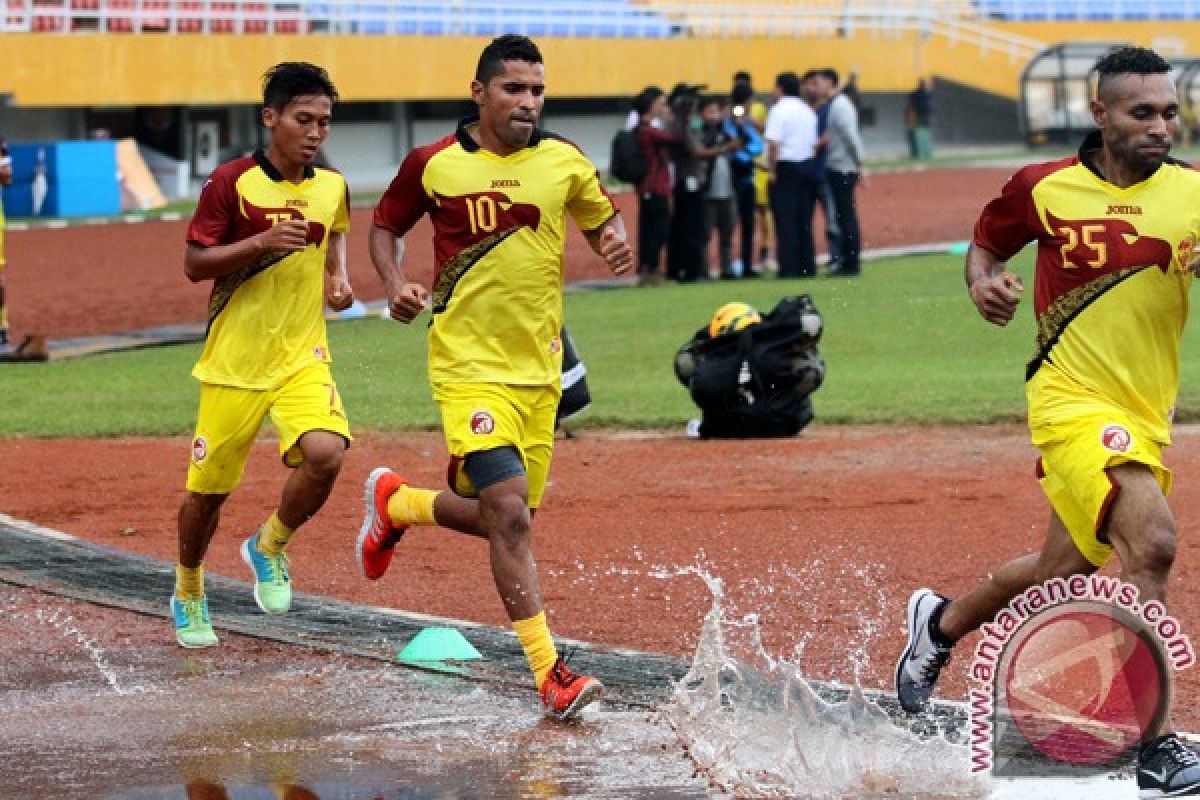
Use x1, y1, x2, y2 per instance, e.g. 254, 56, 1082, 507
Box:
323, 230, 354, 311
965, 242, 1024, 326
184, 219, 308, 282
368, 223, 428, 323
583, 214, 634, 276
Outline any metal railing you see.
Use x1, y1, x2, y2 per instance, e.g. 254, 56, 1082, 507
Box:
0, 0, 1042, 60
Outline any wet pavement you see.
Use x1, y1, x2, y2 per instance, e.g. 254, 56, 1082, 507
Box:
0, 515, 1155, 799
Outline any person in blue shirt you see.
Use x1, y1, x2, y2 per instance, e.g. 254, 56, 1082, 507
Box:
726, 86, 764, 278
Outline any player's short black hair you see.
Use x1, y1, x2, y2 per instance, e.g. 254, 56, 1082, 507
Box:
476, 34, 543, 84
1094, 46, 1171, 99
821, 67, 840, 87
262, 62, 338, 111
775, 71, 801, 97
633, 86, 664, 116
698, 95, 725, 112
731, 82, 754, 106
733, 70, 752, 85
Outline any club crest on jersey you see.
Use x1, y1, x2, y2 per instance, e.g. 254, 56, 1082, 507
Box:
191, 436, 209, 464
1177, 234, 1196, 264
549, 336, 561, 354
313, 345, 328, 361
470, 410, 495, 435
1100, 424, 1133, 454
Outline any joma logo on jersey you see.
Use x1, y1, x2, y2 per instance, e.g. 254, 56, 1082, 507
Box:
490, 179, 521, 188
285, 198, 309, 208
1106, 204, 1142, 215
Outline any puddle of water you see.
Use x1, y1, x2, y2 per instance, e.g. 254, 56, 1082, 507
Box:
0, 586, 704, 799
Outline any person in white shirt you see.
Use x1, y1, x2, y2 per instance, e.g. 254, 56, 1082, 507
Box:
764, 71, 820, 277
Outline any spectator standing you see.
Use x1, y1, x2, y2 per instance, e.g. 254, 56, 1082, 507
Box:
730, 82, 766, 277
804, 69, 841, 273
820, 68, 865, 277
699, 96, 741, 279
0, 137, 11, 352
906, 77, 933, 160
634, 86, 677, 286
765, 71, 820, 278
666, 82, 710, 282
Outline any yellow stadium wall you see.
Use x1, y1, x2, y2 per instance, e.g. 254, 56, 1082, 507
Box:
1, 31, 1030, 107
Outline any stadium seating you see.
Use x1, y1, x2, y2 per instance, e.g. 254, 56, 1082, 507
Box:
975, 0, 1200, 20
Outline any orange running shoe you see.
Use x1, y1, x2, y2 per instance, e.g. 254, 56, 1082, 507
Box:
356, 467, 408, 580
540, 656, 604, 721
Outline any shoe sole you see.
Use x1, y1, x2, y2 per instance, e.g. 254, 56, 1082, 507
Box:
356, 467, 398, 581
170, 600, 218, 649
549, 680, 604, 722
894, 587, 934, 713
240, 537, 290, 615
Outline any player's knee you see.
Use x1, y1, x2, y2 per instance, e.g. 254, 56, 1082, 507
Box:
298, 433, 346, 480
1129, 523, 1177, 578
481, 492, 532, 547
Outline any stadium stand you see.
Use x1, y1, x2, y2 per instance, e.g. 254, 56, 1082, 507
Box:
976, 1, 1200, 21
4, 0, 1200, 36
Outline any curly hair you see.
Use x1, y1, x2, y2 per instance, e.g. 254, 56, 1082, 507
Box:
1094, 47, 1171, 99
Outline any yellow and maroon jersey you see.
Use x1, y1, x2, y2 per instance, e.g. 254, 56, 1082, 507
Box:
374, 117, 617, 386
974, 131, 1200, 443
187, 150, 349, 390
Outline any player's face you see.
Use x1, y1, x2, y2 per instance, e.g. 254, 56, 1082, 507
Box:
263, 94, 333, 167
1094, 73, 1179, 174
473, 60, 545, 152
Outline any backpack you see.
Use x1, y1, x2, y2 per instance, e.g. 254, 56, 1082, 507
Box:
609, 128, 649, 185
674, 295, 826, 439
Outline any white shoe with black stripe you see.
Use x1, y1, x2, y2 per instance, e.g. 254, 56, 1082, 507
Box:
895, 587, 953, 713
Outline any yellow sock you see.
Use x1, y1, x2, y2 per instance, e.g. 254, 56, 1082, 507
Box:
175, 564, 205, 600
386, 485, 438, 527
257, 512, 294, 557
513, 610, 558, 689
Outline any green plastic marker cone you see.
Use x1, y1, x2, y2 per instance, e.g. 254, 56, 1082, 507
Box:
397, 626, 482, 664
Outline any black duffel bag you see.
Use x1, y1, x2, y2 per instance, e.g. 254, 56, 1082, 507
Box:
674, 295, 826, 439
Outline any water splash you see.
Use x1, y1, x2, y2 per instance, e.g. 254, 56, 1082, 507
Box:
34, 607, 142, 695
665, 571, 985, 799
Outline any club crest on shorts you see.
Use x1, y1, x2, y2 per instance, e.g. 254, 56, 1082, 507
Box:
191, 436, 208, 463
1100, 424, 1133, 453
470, 410, 495, 435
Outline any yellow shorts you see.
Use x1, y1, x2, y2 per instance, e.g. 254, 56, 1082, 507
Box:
0, 224, 6, 270
754, 170, 769, 207
186, 362, 351, 494
433, 382, 559, 509
1029, 377, 1170, 568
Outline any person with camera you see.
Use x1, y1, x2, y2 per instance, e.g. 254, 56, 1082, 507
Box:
633, 86, 678, 286
730, 81, 767, 278
0, 137, 12, 353
700, 95, 762, 280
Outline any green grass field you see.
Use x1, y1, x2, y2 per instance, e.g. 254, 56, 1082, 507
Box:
7, 249, 1200, 437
